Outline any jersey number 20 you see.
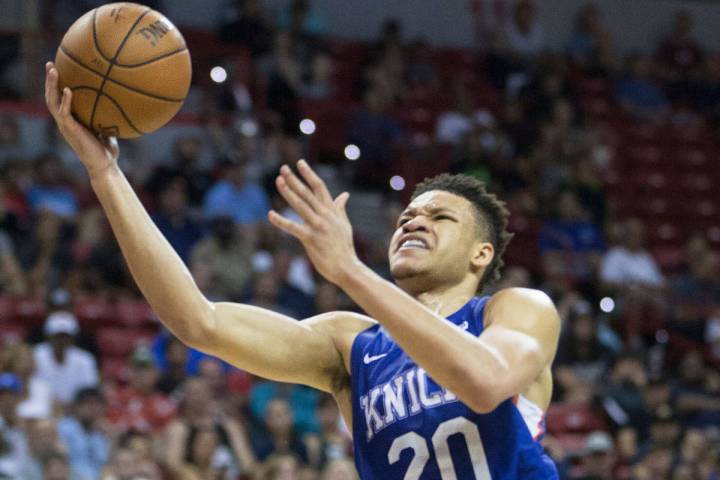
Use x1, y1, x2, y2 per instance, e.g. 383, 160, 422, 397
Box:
388, 416, 491, 480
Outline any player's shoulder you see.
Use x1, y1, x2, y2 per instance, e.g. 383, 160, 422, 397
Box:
488, 287, 555, 309
485, 288, 559, 328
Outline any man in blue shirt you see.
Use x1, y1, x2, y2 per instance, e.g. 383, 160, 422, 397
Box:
203, 159, 270, 225
57, 388, 110, 480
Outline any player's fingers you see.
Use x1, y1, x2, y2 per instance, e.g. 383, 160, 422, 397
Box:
297, 160, 333, 205
268, 209, 308, 239
59, 87, 73, 119
276, 175, 321, 226
280, 165, 324, 213
334, 192, 351, 222
45, 64, 60, 115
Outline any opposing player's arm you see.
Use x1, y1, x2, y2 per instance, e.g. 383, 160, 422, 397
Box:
44, 63, 360, 393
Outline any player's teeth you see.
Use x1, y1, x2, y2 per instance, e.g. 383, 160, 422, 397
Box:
402, 240, 426, 249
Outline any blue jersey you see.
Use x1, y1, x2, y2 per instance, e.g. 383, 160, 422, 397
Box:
350, 296, 558, 479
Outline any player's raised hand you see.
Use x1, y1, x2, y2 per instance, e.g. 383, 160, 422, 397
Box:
44, 61, 119, 177
269, 160, 359, 286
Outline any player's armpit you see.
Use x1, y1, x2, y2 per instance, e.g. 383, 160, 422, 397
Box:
473, 288, 560, 410
198, 305, 374, 394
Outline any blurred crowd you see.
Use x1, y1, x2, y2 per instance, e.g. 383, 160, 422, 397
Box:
0, 0, 719, 479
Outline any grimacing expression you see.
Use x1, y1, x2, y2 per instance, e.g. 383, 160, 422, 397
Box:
388, 190, 493, 286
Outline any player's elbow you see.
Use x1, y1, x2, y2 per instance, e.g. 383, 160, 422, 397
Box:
462, 372, 506, 414
160, 301, 217, 350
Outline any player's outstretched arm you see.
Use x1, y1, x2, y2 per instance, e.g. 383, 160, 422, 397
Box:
270, 161, 560, 412
44, 63, 358, 392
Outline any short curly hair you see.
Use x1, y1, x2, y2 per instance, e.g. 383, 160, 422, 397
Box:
411, 173, 514, 291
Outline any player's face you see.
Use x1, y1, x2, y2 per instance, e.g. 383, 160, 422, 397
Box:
388, 191, 491, 290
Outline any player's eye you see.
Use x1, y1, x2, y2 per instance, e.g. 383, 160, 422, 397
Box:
435, 215, 454, 221
397, 217, 411, 227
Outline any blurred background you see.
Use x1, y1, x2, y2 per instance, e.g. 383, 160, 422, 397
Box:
0, 0, 720, 479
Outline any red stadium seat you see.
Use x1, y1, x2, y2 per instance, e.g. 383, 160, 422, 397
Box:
96, 327, 155, 357
545, 403, 606, 435
115, 300, 156, 328
74, 298, 113, 330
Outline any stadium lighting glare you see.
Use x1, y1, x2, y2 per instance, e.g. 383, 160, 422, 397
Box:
239, 119, 258, 137
389, 175, 406, 191
299, 118, 316, 135
210, 66, 228, 83
599, 297, 615, 313
344, 144, 361, 161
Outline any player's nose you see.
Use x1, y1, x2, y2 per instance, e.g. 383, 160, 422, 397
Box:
402, 216, 430, 233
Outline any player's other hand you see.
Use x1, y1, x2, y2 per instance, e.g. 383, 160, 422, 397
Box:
269, 160, 360, 286
44, 61, 119, 178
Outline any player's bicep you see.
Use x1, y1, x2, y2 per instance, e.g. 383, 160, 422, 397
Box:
203, 303, 345, 392
481, 288, 560, 396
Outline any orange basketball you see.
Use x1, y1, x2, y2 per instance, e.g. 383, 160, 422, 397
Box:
55, 2, 192, 139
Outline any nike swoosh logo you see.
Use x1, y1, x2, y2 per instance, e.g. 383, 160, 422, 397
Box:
458, 321, 469, 331
364, 353, 388, 364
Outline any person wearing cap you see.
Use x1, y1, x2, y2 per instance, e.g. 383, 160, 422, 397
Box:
572, 430, 617, 480
0, 372, 30, 478
33, 311, 99, 405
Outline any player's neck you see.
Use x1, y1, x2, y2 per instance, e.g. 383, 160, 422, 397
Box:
413, 281, 477, 317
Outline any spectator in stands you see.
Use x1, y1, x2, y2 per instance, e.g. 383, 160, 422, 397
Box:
57, 388, 110, 480
656, 10, 704, 81
671, 247, 720, 311
671, 350, 720, 427
0, 229, 27, 295
251, 397, 308, 463
405, 38, 439, 90
0, 342, 52, 420
0, 116, 25, 164
154, 335, 189, 395
203, 159, 270, 225
436, 80, 496, 145
27, 153, 78, 220
304, 394, 351, 469
572, 430, 617, 480
268, 247, 315, 316
615, 55, 670, 120
603, 354, 649, 431
33, 311, 98, 405
538, 189, 604, 281
145, 136, 214, 209
346, 86, 403, 188
18, 418, 67, 480
256, 452, 302, 480
0, 372, 28, 478
279, 0, 329, 38
41, 450, 77, 480
555, 301, 615, 385
150, 177, 204, 264
101, 443, 162, 480
301, 51, 336, 100
163, 376, 256, 477
191, 216, 254, 300
600, 218, 665, 290
258, 31, 304, 131
106, 346, 176, 434
321, 458, 358, 480
566, 3, 615, 75
313, 280, 341, 315
504, 0, 545, 59
218, 0, 273, 57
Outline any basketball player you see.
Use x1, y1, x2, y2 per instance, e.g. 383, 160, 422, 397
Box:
45, 61, 560, 479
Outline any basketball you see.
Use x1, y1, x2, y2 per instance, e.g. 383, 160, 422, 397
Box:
54, 2, 191, 138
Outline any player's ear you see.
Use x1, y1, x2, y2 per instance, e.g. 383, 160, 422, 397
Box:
470, 241, 493, 272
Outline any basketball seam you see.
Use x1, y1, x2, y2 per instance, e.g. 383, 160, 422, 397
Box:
59, 46, 186, 102
89, 7, 151, 133
71, 86, 144, 135
114, 47, 188, 68
91, 8, 113, 63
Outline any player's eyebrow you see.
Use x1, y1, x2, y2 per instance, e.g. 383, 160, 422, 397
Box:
399, 206, 458, 218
